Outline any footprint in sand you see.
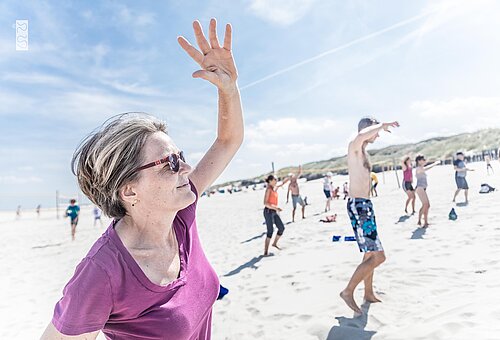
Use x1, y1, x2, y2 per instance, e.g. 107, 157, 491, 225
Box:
297, 314, 312, 321
247, 307, 261, 317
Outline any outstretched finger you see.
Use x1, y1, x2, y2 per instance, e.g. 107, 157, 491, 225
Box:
209, 18, 220, 48
193, 20, 211, 55
177, 36, 204, 65
223, 23, 232, 50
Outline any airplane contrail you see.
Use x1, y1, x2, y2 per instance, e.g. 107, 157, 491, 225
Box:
240, 8, 441, 90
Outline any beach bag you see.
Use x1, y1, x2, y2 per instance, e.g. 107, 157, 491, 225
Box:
479, 183, 495, 194
449, 208, 457, 221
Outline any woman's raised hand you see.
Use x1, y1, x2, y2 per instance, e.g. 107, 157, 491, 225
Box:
178, 19, 237, 93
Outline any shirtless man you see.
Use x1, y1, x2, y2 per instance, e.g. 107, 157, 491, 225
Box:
340, 117, 399, 314
286, 165, 306, 222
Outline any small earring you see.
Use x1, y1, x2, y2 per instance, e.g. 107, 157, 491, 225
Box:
132, 199, 138, 207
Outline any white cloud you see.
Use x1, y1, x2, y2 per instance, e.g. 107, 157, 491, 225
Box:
241, 117, 347, 171
411, 97, 500, 132
246, 117, 338, 139
417, 0, 492, 36
0, 176, 43, 184
17, 166, 34, 171
2, 72, 72, 87
248, 0, 315, 26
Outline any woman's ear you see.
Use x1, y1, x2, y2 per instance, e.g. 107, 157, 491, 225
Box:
120, 183, 138, 206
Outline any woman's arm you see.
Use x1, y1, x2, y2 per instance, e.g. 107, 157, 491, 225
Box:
40, 322, 99, 340
178, 19, 243, 196
424, 161, 441, 170
275, 177, 290, 190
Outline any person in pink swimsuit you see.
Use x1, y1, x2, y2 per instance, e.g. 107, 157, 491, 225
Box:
402, 156, 416, 214
41, 18, 243, 340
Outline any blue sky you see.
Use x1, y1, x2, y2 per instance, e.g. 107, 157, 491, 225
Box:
1, 0, 500, 210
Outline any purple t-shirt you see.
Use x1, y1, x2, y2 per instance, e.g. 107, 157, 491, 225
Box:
52, 182, 219, 339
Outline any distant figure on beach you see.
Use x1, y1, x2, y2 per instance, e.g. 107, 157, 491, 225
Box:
323, 172, 333, 212
93, 206, 103, 227
415, 155, 440, 228
453, 152, 474, 204
370, 172, 379, 197
485, 155, 494, 175
340, 117, 399, 314
343, 182, 349, 200
332, 186, 340, 199
65, 199, 80, 241
320, 214, 337, 223
42, 19, 243, 340
402, 156, 416, 215
16, 205, 21, 219
36, 204, 41, 217
286, 165, 306, 222
264, 175, 289, 256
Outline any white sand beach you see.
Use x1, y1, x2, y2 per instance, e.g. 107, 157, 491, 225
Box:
1, 162, 500, 339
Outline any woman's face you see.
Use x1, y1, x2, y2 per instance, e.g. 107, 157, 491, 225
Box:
418, 158, 426, 167
133, 132, 195, 213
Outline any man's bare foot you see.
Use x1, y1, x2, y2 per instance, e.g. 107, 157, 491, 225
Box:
340, 290, 362, 314
364, 294, 382, 303
423, 223, 429, 228
272, 244, 282, 250
417, 221, 422, 226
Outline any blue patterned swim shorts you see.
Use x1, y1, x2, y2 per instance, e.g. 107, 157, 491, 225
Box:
347, 198, 383, 252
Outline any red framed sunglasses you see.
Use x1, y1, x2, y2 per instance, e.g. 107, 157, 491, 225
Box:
135, 151, 185, 173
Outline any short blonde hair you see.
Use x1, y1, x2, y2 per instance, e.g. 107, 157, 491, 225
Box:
72, 113, 167, 218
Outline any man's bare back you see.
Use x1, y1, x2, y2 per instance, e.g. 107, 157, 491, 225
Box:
347, 142, 372, 199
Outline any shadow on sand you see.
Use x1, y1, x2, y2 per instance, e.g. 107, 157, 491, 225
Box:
456, 202, 468, 207
395, 215, 410, 224
223, 255, 266, 277
32, 242, 63, 249
327, 302, 376, 340
411, 227, 426, 239
240, 232, 266, 244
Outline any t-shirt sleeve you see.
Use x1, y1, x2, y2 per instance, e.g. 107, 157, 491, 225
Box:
52, 258, 113, 336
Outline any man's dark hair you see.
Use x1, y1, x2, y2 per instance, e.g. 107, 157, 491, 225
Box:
456, 152, 464, 156
358, 117, 380, 132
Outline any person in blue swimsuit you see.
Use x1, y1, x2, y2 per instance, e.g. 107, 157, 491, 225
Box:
65, 199, 80, 241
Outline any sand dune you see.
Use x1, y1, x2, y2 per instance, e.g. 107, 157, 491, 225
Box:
1, 162, 499, 339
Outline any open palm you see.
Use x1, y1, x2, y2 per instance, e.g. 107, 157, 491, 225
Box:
178, 19, 237, 92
